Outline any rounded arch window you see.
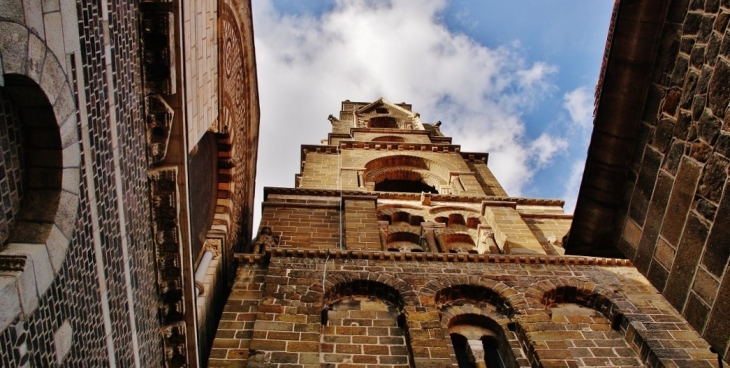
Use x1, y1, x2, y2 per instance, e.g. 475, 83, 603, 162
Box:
1, 75, 64, 248
363, 155, 450, 194
386, 232, 422, 252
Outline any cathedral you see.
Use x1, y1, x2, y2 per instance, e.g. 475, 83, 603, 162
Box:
1, 0, 730, 367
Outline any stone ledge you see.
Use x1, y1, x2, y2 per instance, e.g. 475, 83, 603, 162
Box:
234, 249, 632, 266
263, 186, 566, 207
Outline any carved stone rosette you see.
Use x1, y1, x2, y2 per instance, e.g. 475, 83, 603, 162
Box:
148, 167, 187, 366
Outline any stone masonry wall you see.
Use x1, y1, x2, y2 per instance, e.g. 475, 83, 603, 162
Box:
614, 0, 730, 358
211, 253, 717, 367
0, 0, 162, 365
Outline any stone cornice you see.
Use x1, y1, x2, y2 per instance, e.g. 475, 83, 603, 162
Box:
263, 187, 566, 207
234, 248, 632, 266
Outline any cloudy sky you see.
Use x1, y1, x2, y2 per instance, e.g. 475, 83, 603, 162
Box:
251, 0, 614, 225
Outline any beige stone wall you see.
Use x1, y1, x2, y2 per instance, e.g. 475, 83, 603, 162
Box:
211, 254, 716, 367
183, 0, 218, 149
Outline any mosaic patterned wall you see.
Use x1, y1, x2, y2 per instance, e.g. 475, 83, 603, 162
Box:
0, 90, 25, 249
0, 0, 162, 365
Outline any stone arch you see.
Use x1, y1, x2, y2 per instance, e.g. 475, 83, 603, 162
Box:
358, 154, 458, 193
525, 279, 625, 323
371, 135, 405, 143
420, 278, 527, 314
385, 231, 423, 252
0, 22, 80, 328
323, 272, 419, 308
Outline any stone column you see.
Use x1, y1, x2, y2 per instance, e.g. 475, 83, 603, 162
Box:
467, 340, 487, 368
420, 222, 445, 253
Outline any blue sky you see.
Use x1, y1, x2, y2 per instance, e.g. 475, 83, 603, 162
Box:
252, 0, 614, 223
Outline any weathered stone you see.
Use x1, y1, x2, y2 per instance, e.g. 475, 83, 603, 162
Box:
694, 196, 718, 221
684, 294, 710, 335
689, 140, 712, 162
665, 213, 709, 310
661, 157, 702, 245
655, 118, 676, 153
672, 55, 691, 87
629, 147, 663, 226
707, 32, 722, 66
684, 12, 704, 35
663, 141, 685, 175
633, 172, 673, 274
707, 0, 721, 12
702, 182, 730, 276
697, 110, 721, 144
698, 15, 716, 43
690, 45, 706, 68
698, 153, 729, 202
681, 73, 700, 109
708, 60, 730, 117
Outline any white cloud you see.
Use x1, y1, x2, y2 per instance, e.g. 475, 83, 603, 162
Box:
252, 0, 566, 223
563, 86, 594, 129
562, 160, 586, 214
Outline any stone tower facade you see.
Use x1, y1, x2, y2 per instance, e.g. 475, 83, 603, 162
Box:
210, 99, 720, 367
0, 0, 259, 366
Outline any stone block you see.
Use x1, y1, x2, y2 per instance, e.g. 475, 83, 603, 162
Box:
708, 59, 730, 117
53, 320, 72, 364
0, 275, 21, 331
22, 0, 44, 38
4, 243, 53, 299
45, 224, 68, 273
660, 157, 702, 245
0, 22, 29, 74
665, 213, 709, 309
26, 34, 45, 83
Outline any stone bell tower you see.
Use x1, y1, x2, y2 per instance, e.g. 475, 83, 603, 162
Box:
209, 99, 719, 368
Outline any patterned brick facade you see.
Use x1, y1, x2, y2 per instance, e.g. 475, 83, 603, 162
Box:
0, 0, 258, 367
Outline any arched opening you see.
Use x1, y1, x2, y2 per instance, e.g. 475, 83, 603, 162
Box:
364, 155, 449, 194
369, 116, 398, 128
445, 233, 477, 254
1, 74, 63, 248
374, 172, 438, 193
448, 314, 508, 368
323, 280, 413, 366
448, 214, 466, 227
386, 232, 422, 252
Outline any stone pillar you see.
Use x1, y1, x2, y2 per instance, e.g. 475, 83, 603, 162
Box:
420, 222, 445, 253
478, 227, 500, 254
482, 203, 547, 255
467, 340, 487, 368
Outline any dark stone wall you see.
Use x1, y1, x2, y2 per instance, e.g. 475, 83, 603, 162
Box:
614, 0, 730, 359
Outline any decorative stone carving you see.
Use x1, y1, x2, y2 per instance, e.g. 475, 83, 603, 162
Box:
204, 238, 222, 258
328, 114, 339, 124
141, 12, 176, 95
252, 227, 279, 254
0, 255, 26, 272
144, 94, 174, 164
148, 167, 187, 367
